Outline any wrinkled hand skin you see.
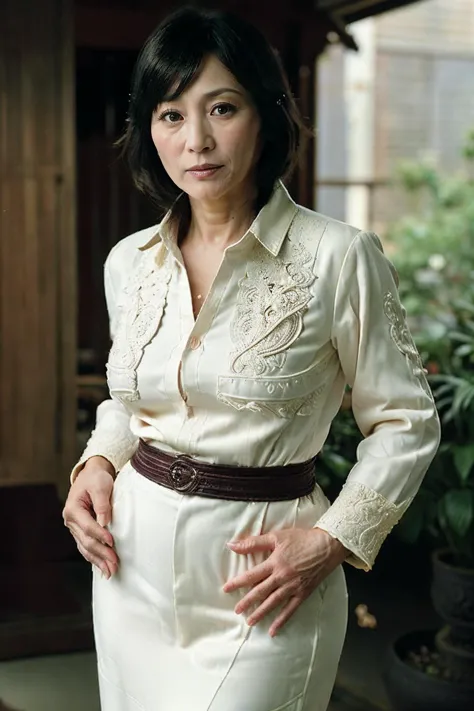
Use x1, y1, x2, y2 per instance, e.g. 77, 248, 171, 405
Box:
223, 527, 349, 637
62, 456, 119, 579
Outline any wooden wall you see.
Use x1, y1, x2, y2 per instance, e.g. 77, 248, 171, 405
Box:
0, 0, 76, 487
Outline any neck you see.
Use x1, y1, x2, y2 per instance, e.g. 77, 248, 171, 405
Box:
186, 183, 257, 250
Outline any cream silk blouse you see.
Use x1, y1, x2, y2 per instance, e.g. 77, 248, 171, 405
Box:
72, 182, 440, 570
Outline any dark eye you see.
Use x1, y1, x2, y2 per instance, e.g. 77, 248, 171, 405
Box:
211, 103, 236, 117
160, 110, 183, 123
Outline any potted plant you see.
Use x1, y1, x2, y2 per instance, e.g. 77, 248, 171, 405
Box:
383, 359, 474, 710
379, 133, 474, 710
318, 132, 474, 709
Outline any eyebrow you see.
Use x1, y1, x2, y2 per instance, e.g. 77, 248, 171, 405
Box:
203, 87, 244, 99
160, 87, 245, 105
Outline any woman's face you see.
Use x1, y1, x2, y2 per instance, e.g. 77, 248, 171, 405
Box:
151, 55, 261, 205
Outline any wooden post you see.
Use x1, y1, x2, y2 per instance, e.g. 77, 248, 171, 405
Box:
284, 13, 330, 208
0, 0, 76, 488
0, 0, 88, 659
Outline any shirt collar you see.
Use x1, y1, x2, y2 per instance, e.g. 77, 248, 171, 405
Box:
247, 181, 298, 256
138, 180, 298, 257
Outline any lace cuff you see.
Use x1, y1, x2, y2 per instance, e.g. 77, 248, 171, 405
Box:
70, 423, 138, 485
315, 480, 412, 570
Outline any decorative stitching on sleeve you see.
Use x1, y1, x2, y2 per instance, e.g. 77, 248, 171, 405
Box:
315, 480, 412, 570
70, 417, 138, 484
383, 291, 432, 397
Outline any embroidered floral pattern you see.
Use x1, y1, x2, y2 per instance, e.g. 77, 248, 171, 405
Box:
316, 480, 412, 570
217, 380, 329, 419
107, 244, 172, 402
217, 353, 338, 418
383, 291, 432, 395
230, 214, 317, 377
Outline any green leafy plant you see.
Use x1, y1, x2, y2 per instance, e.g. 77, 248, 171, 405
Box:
382, 132, 474, 567
321, 129, 474, 568
397, 303, 474, 567
317, 401, 360, 494
386, 129, 474, 370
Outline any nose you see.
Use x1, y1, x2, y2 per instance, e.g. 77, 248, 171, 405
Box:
185, 115, 215, 153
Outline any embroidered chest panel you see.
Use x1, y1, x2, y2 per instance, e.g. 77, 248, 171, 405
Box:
229, 212, 318, 378
107, 243, 172, 402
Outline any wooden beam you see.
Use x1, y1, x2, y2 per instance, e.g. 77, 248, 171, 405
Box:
75, 5, 162, 49
317, 0, 421, 23
74, 2, 289, 50
0, 0, 76, 487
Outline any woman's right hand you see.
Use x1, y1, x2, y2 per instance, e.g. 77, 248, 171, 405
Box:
62, 456, 119, 579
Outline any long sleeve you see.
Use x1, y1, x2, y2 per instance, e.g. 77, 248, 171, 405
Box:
315, 231, 441, 570
70, 247, 138, 484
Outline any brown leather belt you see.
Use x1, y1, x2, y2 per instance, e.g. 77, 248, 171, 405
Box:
131, 439, 316, 502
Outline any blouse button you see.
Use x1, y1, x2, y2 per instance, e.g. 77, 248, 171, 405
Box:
188, 336, 201, 350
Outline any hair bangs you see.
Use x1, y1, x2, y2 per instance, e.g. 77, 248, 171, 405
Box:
130, 50, 206, 126
130, 11, 221, 124
120, 6, 308, 214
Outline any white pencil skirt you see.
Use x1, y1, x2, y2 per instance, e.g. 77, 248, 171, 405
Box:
92, 462, 348, 711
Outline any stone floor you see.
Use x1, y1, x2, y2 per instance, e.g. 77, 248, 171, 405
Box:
0, 559, 439, 711
0, 652, 376, 711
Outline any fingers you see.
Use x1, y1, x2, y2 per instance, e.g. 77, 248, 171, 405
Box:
68, 519, 119, 570
234, 577, 278, 615
227, 533, 275, 555
91, 490, 113, 528
84, 509, 115, 548
64, 503, 114, 548
268, 596, 302, 637
63, 493, 118, 576
76, 541, 114, 579
223, 560, 273, 593
246, 582, 298, 628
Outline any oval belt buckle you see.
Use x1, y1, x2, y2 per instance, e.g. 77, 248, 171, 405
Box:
168, 457, 200, 494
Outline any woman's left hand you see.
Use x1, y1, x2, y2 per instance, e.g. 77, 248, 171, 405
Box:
223, 527, 349, 637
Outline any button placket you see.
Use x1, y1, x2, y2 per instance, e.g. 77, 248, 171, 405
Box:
187, 335, 201, 351
179, 246, 241, 413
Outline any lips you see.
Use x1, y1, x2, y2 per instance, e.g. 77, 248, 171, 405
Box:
187, 164, 222, 172
186, 164, 223, 180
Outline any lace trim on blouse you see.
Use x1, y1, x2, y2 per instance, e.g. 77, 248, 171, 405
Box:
316, 479, 412, 570
106, 244, 172, 402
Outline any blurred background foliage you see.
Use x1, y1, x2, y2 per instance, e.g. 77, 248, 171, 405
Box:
319, 129, 474, 567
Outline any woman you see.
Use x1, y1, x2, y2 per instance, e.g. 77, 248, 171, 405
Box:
63, 7, 440, 711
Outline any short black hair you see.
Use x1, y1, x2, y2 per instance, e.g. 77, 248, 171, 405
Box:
120, 5, 307, 215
